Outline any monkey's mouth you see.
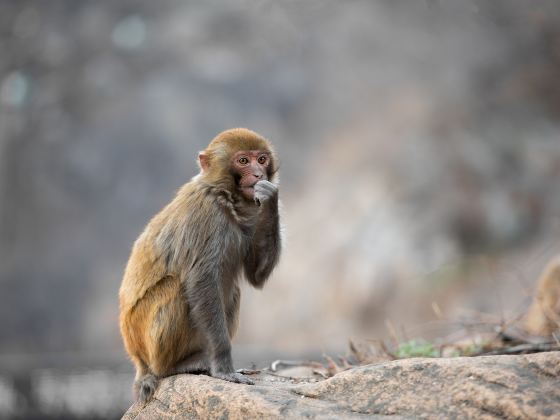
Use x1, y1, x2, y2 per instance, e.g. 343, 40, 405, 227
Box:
240, 183, 258, 191
239, 184, 257, 197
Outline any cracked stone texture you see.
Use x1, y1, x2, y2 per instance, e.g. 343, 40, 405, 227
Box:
122, 351, 559, 419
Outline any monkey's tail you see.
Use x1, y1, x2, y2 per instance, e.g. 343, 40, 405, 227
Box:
135, 373, 159, 403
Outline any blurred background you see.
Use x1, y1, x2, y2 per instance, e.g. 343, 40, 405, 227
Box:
1, 0, 560, 417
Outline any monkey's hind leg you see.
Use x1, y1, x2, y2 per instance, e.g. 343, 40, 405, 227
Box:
170, 351, 211, 375
132, 357, 158, 403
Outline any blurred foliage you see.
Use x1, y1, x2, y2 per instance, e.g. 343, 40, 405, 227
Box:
396, 340, 440, 358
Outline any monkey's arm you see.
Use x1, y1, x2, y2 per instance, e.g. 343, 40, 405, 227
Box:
183, 227, 254, 385
244, 180, 281, 288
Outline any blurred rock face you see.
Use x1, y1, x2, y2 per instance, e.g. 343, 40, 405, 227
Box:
1, 1, 560, 354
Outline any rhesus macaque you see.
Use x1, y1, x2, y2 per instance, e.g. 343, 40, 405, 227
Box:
119, 128, 281, 402
525, 256, 560, 336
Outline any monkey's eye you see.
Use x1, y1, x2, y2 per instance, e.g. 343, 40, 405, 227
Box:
257, 155, 268, 165
238, 157, 249, 165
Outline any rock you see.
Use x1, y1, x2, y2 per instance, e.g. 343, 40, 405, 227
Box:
123, 352, 559, 419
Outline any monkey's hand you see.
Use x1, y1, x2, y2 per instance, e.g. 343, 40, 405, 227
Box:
254, 180, 278, 206
211, 351, 255, 385
212, 371, 255, 385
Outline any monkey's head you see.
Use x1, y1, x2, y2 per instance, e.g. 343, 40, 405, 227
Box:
198, 128, 278, 200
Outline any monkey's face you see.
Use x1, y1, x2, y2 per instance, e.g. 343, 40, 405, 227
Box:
231, 150, 271, 200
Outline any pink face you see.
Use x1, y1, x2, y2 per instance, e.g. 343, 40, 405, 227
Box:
231, 150, 271, 199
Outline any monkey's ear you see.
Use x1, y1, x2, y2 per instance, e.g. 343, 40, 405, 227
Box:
198, 152, 209, 173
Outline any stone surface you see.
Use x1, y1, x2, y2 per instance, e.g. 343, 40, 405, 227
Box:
123, 352, 560, 419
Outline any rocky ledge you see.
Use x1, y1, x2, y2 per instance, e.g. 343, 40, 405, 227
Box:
123, 351, 559, 419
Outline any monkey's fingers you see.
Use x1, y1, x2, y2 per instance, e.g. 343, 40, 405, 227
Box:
236, 368, 260, 375
255, 180, 278, 194
213, 372, 255, 385
254, 181, 278, 206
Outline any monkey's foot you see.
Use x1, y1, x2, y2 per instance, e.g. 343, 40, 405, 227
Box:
134, 374, 158, 403
213, 372, 255, 385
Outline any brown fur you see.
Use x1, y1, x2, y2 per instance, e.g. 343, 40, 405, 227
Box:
525, 256, 560, 336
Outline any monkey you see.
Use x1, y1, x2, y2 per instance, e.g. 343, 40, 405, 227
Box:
119, 128, 281, 402
525, 256, 560, 336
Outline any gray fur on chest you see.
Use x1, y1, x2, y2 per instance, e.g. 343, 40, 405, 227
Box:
153, 195, 256, 279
